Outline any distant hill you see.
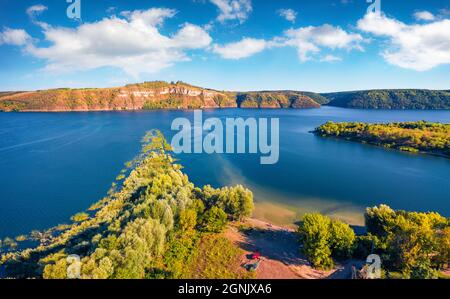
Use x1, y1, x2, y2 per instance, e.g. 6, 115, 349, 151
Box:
0, 81, 322, 112
0, 81, 237, 112
1, 83, 449, 112
236, 91, 321, 109
322, 89, 450, 110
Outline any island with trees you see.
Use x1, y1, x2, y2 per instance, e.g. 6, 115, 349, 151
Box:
314, 121, 450, 158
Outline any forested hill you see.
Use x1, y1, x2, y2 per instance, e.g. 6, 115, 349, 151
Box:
322, 89, 450, 110
0, 81, 323, 112
2, 83, 449, 111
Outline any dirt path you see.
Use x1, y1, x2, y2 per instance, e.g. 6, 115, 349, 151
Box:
225, 218, 362, 279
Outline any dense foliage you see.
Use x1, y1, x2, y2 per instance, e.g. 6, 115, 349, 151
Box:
0, 130, 254, 279
314, 121, 450, 157
323, 89, 450, 110
364, 205, 450, 278
298, 205, 450, 278
236, 92, 320, 109
298, 214, 355, 270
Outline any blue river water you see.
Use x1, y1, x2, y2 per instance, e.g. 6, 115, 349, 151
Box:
0, 107, 449, 237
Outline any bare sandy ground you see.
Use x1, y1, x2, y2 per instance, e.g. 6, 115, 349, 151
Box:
225, 218, 363, 279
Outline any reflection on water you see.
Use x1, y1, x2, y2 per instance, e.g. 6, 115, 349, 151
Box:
0, 107, 449, 237
207, 154, 365, 226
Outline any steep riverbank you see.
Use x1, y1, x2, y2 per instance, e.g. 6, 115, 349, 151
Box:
0, 81, 321, 112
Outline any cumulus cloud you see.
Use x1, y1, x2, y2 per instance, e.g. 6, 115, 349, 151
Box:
212, 38, 267, 59
357, 12, 450, 71
13, 7, 212, 77
320, 55, 342, 62
0, 28, 31, 46
26, 4, 49, 29
284, 24, 364, 61
26, 4, 47, 18
414, 11, 436, 21
278, 9, 297, 23
210, 0, 252, 23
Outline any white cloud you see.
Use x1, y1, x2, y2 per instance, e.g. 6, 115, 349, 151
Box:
210, 0, 252, 23
278, 9, 297, 23
119, 8, 177, 27
284, 24, 364, 61
213, 38, 267, 59
26, 4, 49, 29
0, 28, 31, 46
320, 55, 342, 62
414, 11, 436, 22
172, 23, 213, 48
26, 4, 47, 18
14, 8, 212, 77
213, 24, 364, 61
357, 12, 450, 71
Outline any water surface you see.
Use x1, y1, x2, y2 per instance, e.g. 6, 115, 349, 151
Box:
0, 107, 449, 237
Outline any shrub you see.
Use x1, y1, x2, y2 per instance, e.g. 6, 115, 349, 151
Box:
298, 214, 334, 270
329, 220, 356, 259
70, 212, 90, 223
298, 214, 356, 269
200, 207, 228, 233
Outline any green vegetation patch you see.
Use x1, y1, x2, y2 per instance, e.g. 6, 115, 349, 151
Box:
323, 89, 450, 110
297, 205, 450, 278
186, 234, 253, 279
314, 121, 450, 157
0, 130, 254, 279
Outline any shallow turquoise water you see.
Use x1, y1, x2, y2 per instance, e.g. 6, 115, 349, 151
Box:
0, 107, 449, 237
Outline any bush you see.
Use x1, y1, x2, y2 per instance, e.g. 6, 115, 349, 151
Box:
409, 259, 439, 279
70, 212, 90, 223
298, 214, 334, 270
329, 220, 356, 259
298, 214, 356, 269
200, 207, 228, 233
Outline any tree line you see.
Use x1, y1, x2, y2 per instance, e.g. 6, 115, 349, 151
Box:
298, 205, 450, 278
314, 121, 450, 157
0, 131, 254, 279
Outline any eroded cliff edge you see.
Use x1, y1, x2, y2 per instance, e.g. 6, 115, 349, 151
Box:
0, 81, 322, 112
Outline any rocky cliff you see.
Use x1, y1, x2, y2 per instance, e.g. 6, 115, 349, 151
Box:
0, 82, 237, 112
0, 81, 323, 112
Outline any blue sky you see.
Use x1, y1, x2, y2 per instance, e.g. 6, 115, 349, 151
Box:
0, 0, 449, 92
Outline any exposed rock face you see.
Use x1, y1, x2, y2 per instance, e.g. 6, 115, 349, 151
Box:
0, 81, 321, 112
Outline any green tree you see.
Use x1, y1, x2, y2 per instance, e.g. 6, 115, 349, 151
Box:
218, 185, 254, 220
43, 258, 68, 279
70, 212, 90, 223
298, 214, 334, 270
201, 207, 228, 233
409, 258, 439, 279
178, 209, 197, 233
329, 219, 356, 259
